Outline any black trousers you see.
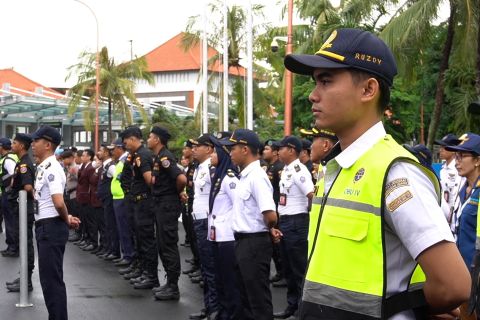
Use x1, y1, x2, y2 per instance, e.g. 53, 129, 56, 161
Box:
234, 232, 273, 320
2, 193, 14, 250
36, 217, 69, 320
102, 198, 119, 255
92, 206, 106, 249
10, 200, 35, 274
213, 241, 241, 320
76, 201, 87, 239
133, 197, 158, 276
185, 200, 200, 265
80, 203, 97, 244
279, 213, 309, 311
154, 195, 181, 283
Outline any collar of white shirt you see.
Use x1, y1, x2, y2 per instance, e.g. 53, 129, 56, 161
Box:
103, 158, 112, 168
284, 158, 301, 171
240, 160, 260, 178
335, 121, 386, 169
39, 154, 56, 168
198, 157, 211, 169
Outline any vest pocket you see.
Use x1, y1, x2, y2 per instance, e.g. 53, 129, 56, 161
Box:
323, 213, 368, 241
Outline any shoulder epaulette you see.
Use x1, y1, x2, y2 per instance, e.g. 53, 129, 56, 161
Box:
227, 169, 235, 177
294, 164, 301, 172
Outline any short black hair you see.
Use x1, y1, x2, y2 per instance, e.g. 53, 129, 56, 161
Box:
100, 144, 113, 156
348, 69, 390, 114
246, 144, 258, 156
83, 149, 95, 161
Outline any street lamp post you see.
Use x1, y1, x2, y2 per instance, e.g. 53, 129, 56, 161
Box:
285, 0, 293, 136
74, 0, 99, 152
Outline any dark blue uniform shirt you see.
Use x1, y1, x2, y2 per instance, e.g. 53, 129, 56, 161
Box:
457, 180, 480, 268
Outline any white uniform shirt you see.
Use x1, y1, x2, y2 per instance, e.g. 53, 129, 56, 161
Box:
102, 158, 116, 178
439, 159, 464, 233
192, 158, 211, 220
323, 122, 454, 320
34, 155, 66, 221
3, 155, 17, 177
208, 174, 238, 242
232, 160, 276, 234
278, 158, 314, 216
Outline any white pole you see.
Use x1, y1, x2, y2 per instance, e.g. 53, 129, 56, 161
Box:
202, 1, 209, 133
246, 0, 253, 130
16, 190, 33, 308
222, 0, 229, 131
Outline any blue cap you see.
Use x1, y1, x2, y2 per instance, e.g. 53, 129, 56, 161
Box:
222, 129, 261, 149
403, 144, 432, 167
191, 134, 214, 147
434, 133, 460, 147
284, 28, 397, 86
213, 131, 232, 140
150, 126, 171, 140
277, 136, 302, 153
31, 126, 62, 145
445, 133, 480, 155
109, 138, 124, 149
0, 138, 11, 148
13, 133, 32, 146
301, 139, 312, 150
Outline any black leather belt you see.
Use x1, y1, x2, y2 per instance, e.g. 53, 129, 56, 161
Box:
35, 216, 63, 227
234, 232, 269, 240
133, 193, 149, 202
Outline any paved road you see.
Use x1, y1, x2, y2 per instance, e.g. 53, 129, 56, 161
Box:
0, 224, 287, 319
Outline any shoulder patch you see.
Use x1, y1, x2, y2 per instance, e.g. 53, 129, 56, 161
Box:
294, 164, 301, 172
300, 176, 306, 183
227, 169, 235, 178
161, 159, 171, 168
385, 178, 409, 197
229, 182, 236, 189
135, 156, 141, 167
48, 174, 55, 182
387, 190, 413, 212
20, 164, 27, 167
20, 166, 27, 174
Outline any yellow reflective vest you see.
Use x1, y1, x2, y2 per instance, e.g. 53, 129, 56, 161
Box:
305, 135, 439, 319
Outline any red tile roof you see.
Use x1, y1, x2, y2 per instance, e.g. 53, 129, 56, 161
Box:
143, 32, 248, 77
0, 68, 63, 99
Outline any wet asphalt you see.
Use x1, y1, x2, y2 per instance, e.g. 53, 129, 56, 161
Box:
0, 223, 287, 320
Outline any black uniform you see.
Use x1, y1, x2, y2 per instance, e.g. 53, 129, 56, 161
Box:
8, 154, 35, 276
152, 147, 183, 285
130, 146, 158, 280
183, 161, 200, 266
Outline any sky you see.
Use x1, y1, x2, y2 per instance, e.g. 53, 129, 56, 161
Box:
0, 0, 448, 89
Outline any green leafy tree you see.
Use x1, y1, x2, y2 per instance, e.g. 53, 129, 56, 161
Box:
66, 47, 155, 140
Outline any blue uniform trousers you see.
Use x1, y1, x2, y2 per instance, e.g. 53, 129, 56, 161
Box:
36, 217, 69, 320
113, 199, 135, 260
279, 213, 309, 312
103, 198, 119, 255
2, 193, 15, 250
193, 218, 218, 314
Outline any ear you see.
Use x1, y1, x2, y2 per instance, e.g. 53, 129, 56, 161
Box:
360, 77, 379, 104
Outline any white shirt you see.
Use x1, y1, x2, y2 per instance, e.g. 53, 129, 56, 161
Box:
208, 174, 238, 242
232, 160, 276, 233
278, 158, 314, 215
439, 159, 464, 234
324, 122, 454, 320
3, 155, 17, 177
34, 155, 66, 221
102, 158, 116, 178
192, 158, 211, 219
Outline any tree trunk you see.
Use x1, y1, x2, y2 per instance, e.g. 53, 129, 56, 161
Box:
476, 2, 480, 97
108, 98, 112, 141
426, 1, 456, 149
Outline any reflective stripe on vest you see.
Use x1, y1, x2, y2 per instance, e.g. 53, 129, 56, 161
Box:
305, 135, 440, 319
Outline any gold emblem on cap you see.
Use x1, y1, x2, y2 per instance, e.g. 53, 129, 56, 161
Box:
315, 30, 346, 62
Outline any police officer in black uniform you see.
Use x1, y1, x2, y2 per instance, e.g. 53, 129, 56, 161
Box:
299, 139, 314, 179
5, 134, 35, 292
147, 126, 187, 300
121, 126, 159, 289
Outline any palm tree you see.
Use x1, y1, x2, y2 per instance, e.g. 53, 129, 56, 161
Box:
180, 1, 270, 131
66, 47, 155, 140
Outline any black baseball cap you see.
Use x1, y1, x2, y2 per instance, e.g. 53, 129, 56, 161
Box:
403, 144, 433, 167
150, 126, 172, 140
434, 133, 460, 147
31, 126, 62, 145
184, 140, 194, 148
264, 139, 279, 151
284, 28, 397, 86
191, 134, 214, 147
445, 133, 480, 155
108, 138, 125, 149
13, 133, 32, 148
0, 138, 11, 148
222, 129, 261, 149
277, 136, 302, 153
120, 126, 143, 140
301, 139, 312, 151
213, 131, 232, 140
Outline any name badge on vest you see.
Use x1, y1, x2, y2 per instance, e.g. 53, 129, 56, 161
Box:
279, 193, 287, 206
210, 225, 216, 241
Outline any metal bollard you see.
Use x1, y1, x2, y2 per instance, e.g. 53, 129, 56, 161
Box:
16, 190, 33, 308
